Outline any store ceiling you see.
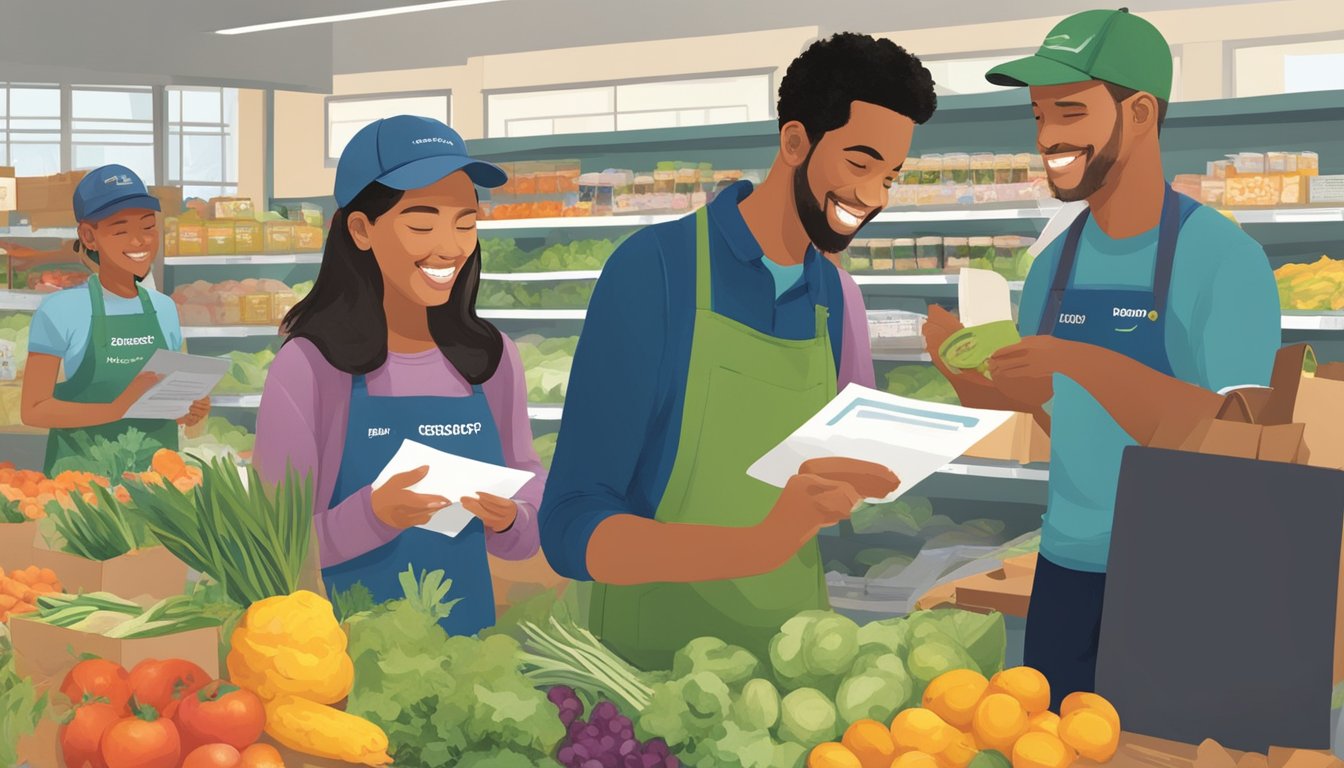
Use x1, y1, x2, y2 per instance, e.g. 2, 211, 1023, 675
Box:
0, 0, 1283, 91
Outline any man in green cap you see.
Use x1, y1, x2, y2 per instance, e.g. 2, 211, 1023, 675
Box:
923, 8, 1280, 709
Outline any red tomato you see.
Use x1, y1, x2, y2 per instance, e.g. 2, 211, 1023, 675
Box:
239, 743, 286, 768
127, 658, 210, 718
59, 701, 122, 768
60, 659, 131, 713
182, 743, 242, 768
100, 710, 180, 768
176, 681, 265, 753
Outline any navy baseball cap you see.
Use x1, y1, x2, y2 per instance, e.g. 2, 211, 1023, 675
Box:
73, 165, 161, 224
334, 115, 507, 208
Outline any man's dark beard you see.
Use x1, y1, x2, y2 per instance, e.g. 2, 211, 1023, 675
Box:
1047, 109, 1124, 203
792, 152, 877, 254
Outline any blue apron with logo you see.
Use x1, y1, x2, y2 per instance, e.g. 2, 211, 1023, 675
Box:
321, 375, 500, 636
1025, 184, 1200, 709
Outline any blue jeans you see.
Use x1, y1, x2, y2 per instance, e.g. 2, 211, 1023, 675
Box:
1023, 555, 1107, 712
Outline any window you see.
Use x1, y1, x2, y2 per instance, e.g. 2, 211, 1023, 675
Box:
167, 87, 239, 200
0, 84, 61, 175
72, 86, 156, 183
922, 54, 1027, 96
1235, 38, 1344, 97
326, 93, 451, 162
486, 73, 772, 138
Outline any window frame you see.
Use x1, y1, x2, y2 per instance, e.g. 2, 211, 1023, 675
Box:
1228, 32, 1344, 98
69, 84, 158, 184
166, 85, 240, 199
481, 68, 776, 139
323, 90, 453, 167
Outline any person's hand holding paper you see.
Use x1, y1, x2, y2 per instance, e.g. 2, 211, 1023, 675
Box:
373, 440, 535, 537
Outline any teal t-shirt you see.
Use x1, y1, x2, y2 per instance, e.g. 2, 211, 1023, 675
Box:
1016, 206, 1281, 572
761, 257, 805, 299
29, 286, 184, 380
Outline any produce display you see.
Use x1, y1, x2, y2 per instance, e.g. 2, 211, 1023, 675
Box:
1170, 150, 1325, 208
49, 427, 170, 479
807, 667, 1121, 768
1276, 255, 1344, 311
483, 238, 620, 273
0, 463, 111, 519
215, 349, 277, 394
885, 366, 959, 406
479, 281, 595, 310
517, 334, 578, 404
166, 203, 325, 258
29, 592, 225, 639
24, 268, 91, 293
46, 483, 157, 561
0, 565, 61, 622
0, 312, 31, 381
548, 687, 679, 768
485, 161, 756, 219
843, 236, 1036, 281
886, 153, 1051, 207
173, 280, 300, 327
0, 642, 45, 768
182, 417, 256, 462
534, 432, 558, 469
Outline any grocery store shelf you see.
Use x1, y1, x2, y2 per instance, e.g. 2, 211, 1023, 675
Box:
853, 274, 1025, 291
873, 351, 932, 363
479, 215, 678, 231
479, 309, 586, 320
872, 204, 1062, 223
212, 394, 262, 408
0, 289, 45, 311
527, 405, 563, 420
0, 227, 77, 239
182, 325, 278, 338
1281, 313, 1344, 331
481, 270, 601, 282
164, 254, 323, 266
1231, 208, 1344, 224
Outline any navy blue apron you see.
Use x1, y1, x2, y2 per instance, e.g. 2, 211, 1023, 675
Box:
1024, 185, 1200, 710
321, 374, 501, 636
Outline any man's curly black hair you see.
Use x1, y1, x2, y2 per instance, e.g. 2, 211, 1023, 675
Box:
778, 33, 938, 143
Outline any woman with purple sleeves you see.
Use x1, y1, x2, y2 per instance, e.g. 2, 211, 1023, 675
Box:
252, 115, 543, 635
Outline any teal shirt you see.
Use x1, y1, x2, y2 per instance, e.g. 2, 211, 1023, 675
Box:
1016, 206, 1281, 572
762, 257, 805, 299
29, 286, 184, 380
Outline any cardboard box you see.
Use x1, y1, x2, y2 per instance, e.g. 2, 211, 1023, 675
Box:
294, 224, 324, 252
149, 185, 184, 216
207, 221, 237, 255
965, 412, 1050, 464
235, 219, 263, 254
16, 171, 87, 213
178, 223, 208, 256
8, 523, 188, 599
0, 520, 41, 567
264, 221, 295, 254
209, 197, 255, 220
1225, 175, 1283, 207
27, 210, 77, 230
0, 166, 16, 213
13, 617, 221, 768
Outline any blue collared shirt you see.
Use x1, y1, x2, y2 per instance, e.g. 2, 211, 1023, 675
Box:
538, 181, 868, 581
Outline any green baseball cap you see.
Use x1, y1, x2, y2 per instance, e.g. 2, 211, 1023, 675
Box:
986, 8, 1173, 101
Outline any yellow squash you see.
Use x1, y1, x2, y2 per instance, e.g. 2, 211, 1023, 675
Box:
264, 695, 392, 767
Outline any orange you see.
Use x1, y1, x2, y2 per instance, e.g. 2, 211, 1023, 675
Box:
923, 669, 990, 729
891, 709, 957, 755
1012, 732, 1076, 768
1059, 693, 1120, 732
938, 730, 979, 768
844, 720, 898, 768
1028, 712, 1061, 738
152, 449, 188, 480
1058, 710, 1119, 762
892, 753, 941, 768
989, 668, 1050, 717
810, 742, 863, 768
971, 694, 1030, 755
239, 744, 286, 768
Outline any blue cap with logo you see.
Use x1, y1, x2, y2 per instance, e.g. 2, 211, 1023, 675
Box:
73, 165, 161, 224
334, 115, 507, 208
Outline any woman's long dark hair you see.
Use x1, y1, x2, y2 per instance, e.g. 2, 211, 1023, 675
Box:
281, 181, 504, 384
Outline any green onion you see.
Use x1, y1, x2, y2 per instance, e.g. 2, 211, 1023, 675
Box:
0, 498, 24, 524
45, 484, 155, 561
123, 458, 314, 608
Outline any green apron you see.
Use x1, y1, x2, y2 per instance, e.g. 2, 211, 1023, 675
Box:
44, 276, 179, 475
590, 207, 837, 671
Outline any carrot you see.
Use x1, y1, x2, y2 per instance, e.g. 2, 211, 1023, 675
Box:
10, 571, 29, 587
31, 583, 56, 595
1, 580, 25, 600
39, 568, 57, 584
11, 602, 35, 614
0, 595, 16, 611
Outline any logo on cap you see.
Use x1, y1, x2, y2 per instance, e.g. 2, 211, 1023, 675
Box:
412, 137, 455, 147
104, 174, 134, 187
1042, 33, 1096, 54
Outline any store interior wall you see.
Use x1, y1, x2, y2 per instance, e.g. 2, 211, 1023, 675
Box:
267, 0, 1343, 199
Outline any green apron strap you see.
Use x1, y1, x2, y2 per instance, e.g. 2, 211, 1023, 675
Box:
87, 276, 108, 343
135, 284, 156, 315
695, 208, 711, 311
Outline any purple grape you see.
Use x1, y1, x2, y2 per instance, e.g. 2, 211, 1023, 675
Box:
618, 739, 638, 757
623, 755, 643, 768
584, 724, 601, 740
573, 742, 591, 760
568, 721, 587, 741
592, 701, 618, 721
558, 746, 576, 763
664, 757, 679, 768
640, 755, 661, 768
583, 761, 603, 768
599, 734, 617, 752
645, 740, 669, 758
600, 755, 620, 768
560, 711, 578, 728
549, 686, 577, 705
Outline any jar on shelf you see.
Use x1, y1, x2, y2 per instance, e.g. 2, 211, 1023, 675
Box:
901, 156, 924, 187
921, 154, 944, 186
892, 238, 917, 272
943, 153, 971, 185
916, 236, 943, 272
972, 153, 996, 187
943, 237, 971, 273
1012, 154, 1032, 184
870, 239, 894, 272
994, 154, 1014, 185
846, 240, 872, 273
654, 162, 676, 195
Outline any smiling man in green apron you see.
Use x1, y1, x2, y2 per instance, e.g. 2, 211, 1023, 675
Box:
539, 33, 935, 669
922, 9, 1281, 710
22, 166, 209, 474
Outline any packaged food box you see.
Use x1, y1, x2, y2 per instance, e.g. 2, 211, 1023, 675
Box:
1299, 151, 1320, 174
294, 202, 324, 228
294, 224, 323, 252
654, 162, 676, 195
164, 229, 179, 257
1309, 175, 1344, 205
994, 154, 1015, 185
943, 153, 971, 185
1173, 174, 1203, 200
515, 162, 537, 196
264, 220, 295, 253
920, 154, 944, 185
1012, 154, 1032, 184
846, 241, 872, 273
971, 153, 996, 186
1280, 175, 1307, 205
209, 196, 255, 220
1225, 175, 1283, 207
900, 157, 923, 187
1233, 152, 1267, 175
916, 236, 943, 271
241, 293, 274, 325
867, 310, 926, 344
16, 170, 87, 212
206, 222, 236, 255
177, 221, 207, 256
1028, 154, 1046, 183
1267, 152, 1291, 174
148, 185, 184, 217
1200, 179, 1226, 206
535, 162, 559, 195
890, 184, 919, 207
234, 218, 263, 254
892, 238, 917, 271
943, 237, 971, 273
870, 239, 894, 271
272, 290, 299, 323
216, 293, 242, 325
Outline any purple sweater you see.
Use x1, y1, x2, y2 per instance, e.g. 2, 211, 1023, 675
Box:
253, 335, 544, 568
